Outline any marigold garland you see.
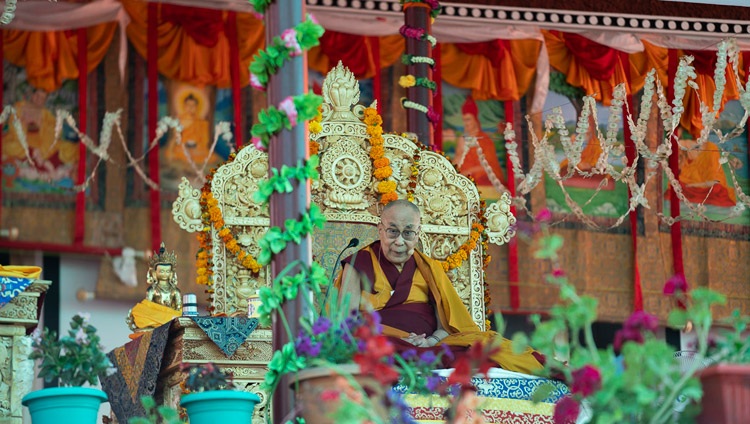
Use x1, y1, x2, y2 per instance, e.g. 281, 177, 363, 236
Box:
203, 190, 262, 275
309, 107, 323, 155
440, 223, 484, 272
364, 107, 397, 205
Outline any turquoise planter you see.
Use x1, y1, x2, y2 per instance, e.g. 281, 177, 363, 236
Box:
22, 387, 107, 424
181, 390, 260, 424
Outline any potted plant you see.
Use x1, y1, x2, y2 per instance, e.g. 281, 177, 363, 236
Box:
22, 313, 114, 424
179, 362, 260, 424
258, 261, 406, 423
514, 212, 750, 424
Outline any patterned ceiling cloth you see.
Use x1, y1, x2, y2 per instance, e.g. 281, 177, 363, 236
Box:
190, 316, 259, 358
0, 276, 35, 308
101, 321, 173, 424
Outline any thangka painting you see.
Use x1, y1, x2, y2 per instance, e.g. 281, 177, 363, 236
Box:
159, 81, 232, 192
441, 83, 506, 201
1, 64, 81, 204
541, 85, 630, 228
660, 100, 750, 237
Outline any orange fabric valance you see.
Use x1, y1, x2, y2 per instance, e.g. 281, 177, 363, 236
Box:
439, 39, 540, 101
308, 33, 404, 79
2, 23, 117, 92
544, 30, 631, 105
122, 0, 264, 88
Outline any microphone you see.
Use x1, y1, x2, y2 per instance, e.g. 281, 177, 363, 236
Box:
321, 238, 359, 312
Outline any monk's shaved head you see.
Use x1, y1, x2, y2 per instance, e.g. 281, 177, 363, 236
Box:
381, 199, 420, 220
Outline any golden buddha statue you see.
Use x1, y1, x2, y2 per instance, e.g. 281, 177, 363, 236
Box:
126, 243, 183, 333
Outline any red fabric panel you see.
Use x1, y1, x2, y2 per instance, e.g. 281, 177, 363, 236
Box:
619, 52, 643, 312
368, 36, 382, 115
454, 40, 507, 68
434, 42, 443, 151
683, 49, 717, 76
161, 4, 224, 48
744, 51, 750, 203
148, 3, 162, 252
74, 28, 88, 245
667, 49, 686, 290
504, 100, 519, 310
227, 11, 242, 148
560, 32, 618, 81
319, 31, 371, 78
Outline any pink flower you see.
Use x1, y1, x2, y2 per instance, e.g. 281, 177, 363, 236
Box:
281, 29, 302, 57
553, 396, 580, 424
663, 274, 688, 296
250, 73, 265, 91
535, 208, 552, 222
614, 311, 659, 351
251, 11, 264, 20
320, 389, 340, 402
278, 97, 298, 127
307, 13, 319, 25
250, 137, 265, 151
552, 268, 565, 278
571, 365, 601, 397
426, 106, 440, 124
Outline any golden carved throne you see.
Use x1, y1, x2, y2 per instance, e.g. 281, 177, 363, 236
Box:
170, 62, 516, 422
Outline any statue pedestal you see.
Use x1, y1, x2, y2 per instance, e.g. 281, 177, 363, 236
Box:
0, 279, 51, 424
157, 317, 272, 423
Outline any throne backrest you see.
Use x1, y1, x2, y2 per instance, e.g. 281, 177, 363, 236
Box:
172, 63, 518, 331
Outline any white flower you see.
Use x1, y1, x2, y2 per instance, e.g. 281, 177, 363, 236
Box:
281, 29, 302, 57
30, 327, 42, 345
75, 327, 88, 344
77, 312, 91, 324
278, 97, 298, 127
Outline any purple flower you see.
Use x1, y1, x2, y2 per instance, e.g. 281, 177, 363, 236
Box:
663, 274, 688, 296
312, 317, 332, 335
441, 344, 455, 361
295, 335, 321, 357
419, 351, 437, 365
357, 339, 367, 352
426, 375, 441, 391
402, 349, 417, 360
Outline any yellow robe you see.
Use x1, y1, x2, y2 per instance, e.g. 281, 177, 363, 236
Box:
678, 141, 736, 206
359, 246, 543, 375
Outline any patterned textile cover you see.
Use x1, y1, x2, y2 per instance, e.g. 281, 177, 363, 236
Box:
0, 277, 35, 308
393, 369, 568, 423
190, 316, 259, 357
101, 322, 173, 424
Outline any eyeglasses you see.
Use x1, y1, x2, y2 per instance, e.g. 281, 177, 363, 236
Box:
383, 228, 419, 241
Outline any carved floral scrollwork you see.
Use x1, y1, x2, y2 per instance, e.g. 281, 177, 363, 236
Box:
485, 192, 516, 245
172, 178, 202, 233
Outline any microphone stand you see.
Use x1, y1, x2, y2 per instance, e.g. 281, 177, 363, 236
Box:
321, 238, 359, 312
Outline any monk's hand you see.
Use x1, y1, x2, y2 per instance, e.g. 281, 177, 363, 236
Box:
403, 333, 427, 346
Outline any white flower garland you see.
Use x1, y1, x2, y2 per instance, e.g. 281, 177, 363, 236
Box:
0, 0, 16, 25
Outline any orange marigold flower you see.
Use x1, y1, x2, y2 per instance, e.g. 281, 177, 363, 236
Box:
373, 167, 393, 180
368, 126, 383, 137
197, 268, 207, 276
226, 239, 239, 252
377, 180, 397, 193
237, 250, 247, 260
380, 191, 399, 205
218, 228, 232, 239
441, 261, 449, 271
309, 141, 320, 155
212, 219, 225, 230
207, 197, 219, 208
373, 157, 390, 168
370, 146, 384, 159
209, 207, 222, 221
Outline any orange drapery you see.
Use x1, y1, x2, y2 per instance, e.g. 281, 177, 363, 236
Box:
544, 30, 631, 105
2, 23, 116, 92
308, 34, 404, 79
439, 39, 540, 101
122, 0, 264, 88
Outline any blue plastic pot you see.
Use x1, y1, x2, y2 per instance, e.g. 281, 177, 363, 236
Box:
22, 387, 107, 424
181, 390, 260, 424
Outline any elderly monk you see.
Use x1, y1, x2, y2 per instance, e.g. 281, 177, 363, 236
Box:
338, 199, 544, 374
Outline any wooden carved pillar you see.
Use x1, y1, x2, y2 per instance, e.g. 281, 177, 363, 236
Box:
265, 0, 311, 421
404, 3, 433, 146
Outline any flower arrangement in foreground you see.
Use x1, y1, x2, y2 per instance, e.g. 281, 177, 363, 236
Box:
29, 313, 114, 386
515, 210, 750, 424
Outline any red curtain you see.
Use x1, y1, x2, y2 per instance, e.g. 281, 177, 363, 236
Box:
161, 4, 224, 47
559, 32, 618, 81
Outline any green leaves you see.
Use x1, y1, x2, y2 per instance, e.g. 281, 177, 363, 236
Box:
128, 396, 184, 424
28, 314, 114, 387
263, 343, 307, 392
258, 204, 327, 266
295, 15, 325, 50
533, 234, 564, 259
